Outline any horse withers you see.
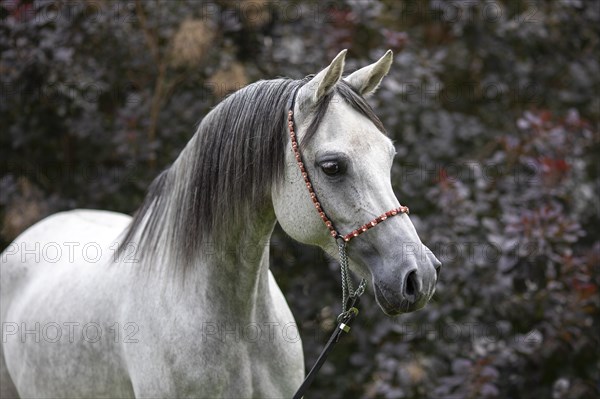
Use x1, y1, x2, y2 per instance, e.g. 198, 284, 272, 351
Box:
1, 50, 441, 398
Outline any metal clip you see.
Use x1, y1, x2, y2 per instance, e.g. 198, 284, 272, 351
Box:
339, 323, 350, 333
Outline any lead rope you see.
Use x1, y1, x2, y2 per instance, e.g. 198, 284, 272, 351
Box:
337, 239, 367, 320
292, 241, 366, 399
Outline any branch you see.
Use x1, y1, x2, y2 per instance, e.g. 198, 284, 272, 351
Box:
135, 0, 160, 65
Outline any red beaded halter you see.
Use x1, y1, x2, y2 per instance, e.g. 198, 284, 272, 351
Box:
286, 86, 409, 243
288, 83, 410, 399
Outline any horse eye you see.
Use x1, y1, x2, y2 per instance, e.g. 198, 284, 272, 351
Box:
321, 161, 340, 176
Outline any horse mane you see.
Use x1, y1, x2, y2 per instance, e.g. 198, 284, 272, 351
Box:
119, 77, 385, 273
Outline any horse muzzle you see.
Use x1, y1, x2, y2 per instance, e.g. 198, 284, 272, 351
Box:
373, 259, 441, 316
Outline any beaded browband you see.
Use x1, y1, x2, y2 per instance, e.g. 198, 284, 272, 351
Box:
286, 85, 409, 243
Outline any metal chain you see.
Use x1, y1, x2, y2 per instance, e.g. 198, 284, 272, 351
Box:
337, 240, 367, 321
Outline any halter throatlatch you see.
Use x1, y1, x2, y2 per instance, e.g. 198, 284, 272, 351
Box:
288, 86, 409, 399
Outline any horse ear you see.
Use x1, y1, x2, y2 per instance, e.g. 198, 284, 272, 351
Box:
298, 49, 347, 106
345, 49, 393, 96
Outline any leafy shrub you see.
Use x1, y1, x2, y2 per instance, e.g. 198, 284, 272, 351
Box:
1, 1, 598, 398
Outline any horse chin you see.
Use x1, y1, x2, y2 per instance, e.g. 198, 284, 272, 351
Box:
373, 283, 427, 316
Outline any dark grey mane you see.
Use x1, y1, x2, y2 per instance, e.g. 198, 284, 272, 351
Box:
119, 77, 385, 272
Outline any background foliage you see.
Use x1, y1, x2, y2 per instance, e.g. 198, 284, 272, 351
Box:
1, 1, 599, 398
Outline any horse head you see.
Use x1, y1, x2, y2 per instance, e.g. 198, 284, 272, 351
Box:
273, 50, 441, 315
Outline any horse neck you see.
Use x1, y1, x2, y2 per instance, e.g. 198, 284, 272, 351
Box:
184, 209, 278, 322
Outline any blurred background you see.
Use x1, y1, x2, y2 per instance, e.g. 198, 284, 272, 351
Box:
1, 0, 598, 398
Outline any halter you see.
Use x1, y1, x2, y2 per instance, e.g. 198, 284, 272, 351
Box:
286, 113, 409, 244
288, 85, 409, 398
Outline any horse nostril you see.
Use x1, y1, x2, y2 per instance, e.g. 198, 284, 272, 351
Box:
403, 270, 418, 304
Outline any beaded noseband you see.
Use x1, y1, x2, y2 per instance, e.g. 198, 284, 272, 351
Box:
288, 84, 410, 399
